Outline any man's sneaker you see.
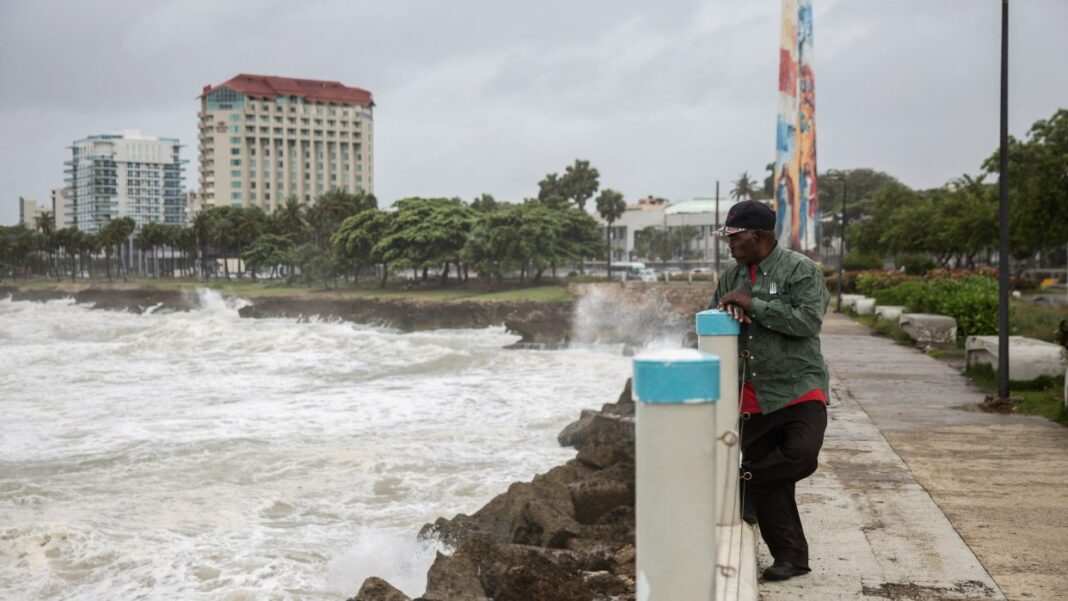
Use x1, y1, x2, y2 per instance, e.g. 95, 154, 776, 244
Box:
762, 560, 810, 581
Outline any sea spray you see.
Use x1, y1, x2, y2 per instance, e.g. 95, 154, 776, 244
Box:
571, 284, 695, 348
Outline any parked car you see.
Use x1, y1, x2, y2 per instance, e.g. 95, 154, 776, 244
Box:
639, 269, 658, 282
690, 267, 711, 274
663, 267, 683, 275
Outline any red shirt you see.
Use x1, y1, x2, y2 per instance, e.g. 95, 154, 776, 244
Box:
739, 264, 826, 415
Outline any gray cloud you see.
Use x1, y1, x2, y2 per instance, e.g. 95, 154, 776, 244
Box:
2, 0, 1066, 225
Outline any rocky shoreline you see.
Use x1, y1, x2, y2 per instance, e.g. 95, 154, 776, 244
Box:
0, 281, 714, 348
0, 285, 572, 344
349, 381, 638, 601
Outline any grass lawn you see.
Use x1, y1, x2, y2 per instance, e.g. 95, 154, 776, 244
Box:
964, 363, 1067, 426
2, 277, 575, 303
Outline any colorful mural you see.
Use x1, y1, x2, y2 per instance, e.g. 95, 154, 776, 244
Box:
774, 0, 820, 257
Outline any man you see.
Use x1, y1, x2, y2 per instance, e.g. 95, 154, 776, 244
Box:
711, 200, 829, 582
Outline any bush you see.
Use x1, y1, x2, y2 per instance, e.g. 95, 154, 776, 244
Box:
896, 254, 936, 275
842, 252, 883, 271
875, 275, 1000, 341
872, 280, 927, 307
855, 271, 917, 296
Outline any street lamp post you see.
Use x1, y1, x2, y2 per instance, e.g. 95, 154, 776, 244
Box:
997, 0, 1010, 399
836, 174, 848, 313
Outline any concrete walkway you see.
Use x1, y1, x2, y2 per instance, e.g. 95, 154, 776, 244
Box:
758, 313, 1068, 601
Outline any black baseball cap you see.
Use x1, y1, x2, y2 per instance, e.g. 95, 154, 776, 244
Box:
714, 200, 776, 236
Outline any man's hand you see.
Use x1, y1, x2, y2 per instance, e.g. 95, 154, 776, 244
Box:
718, 290, 753, 324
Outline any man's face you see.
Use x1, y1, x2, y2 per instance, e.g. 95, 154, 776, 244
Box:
728, 230, 763, 265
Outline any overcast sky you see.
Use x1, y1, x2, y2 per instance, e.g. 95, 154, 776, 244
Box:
1, 0, 1066, 225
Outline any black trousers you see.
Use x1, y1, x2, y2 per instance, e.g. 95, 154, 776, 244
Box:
740, 401, 827, 568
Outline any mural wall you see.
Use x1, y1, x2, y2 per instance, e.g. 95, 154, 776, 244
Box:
774, 0, 820, 257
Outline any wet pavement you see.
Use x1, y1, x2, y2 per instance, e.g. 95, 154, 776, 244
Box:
758, 313, 1068, 600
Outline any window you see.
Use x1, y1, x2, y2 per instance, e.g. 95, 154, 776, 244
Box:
229, 114, 242, 122
230, 159, 241, 166
231, 191, 242, 200
230, 148, 241, 155
230, 170, 241, 178
230, 125, 241, 133
249, 159, 257, 168
230, 136, 241, 144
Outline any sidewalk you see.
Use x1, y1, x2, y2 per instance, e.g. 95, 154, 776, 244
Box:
758, 313, 1068, 600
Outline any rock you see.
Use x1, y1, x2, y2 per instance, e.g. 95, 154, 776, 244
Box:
420, 469, 582, 549
422, 551, 489, 601
612, 544, 636, 578
575, 438, 632, 470
965, 335, 1068, 381
557, 411, 634, 450
503, 303, 574, 344
349, 577, 412, 601
569, 477, 633, 524
899, 313, 957, 348
582, 570, 630, 596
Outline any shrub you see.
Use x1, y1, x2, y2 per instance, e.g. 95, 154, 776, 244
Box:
875, 275, 1000, 341
896, 254, 936, 275
855, 271, 916, 296
842, 252, 883, 271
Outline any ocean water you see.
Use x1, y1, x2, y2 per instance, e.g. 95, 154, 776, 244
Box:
0, 291, 631, 600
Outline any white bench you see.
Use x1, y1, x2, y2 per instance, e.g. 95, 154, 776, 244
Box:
965, 335, 1068, 381
874, 305, 904, 322
854, 298, 876, 315
899, 313, 957, 348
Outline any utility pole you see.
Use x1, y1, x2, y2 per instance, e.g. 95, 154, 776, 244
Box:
997, 0, 1010, 399
837, 174, 847, 313
714, 180, 721, 280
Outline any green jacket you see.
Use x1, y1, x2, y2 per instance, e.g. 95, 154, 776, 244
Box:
711, 244, 830, 414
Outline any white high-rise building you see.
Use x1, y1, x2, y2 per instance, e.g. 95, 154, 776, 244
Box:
64, 130, 186, 233
198, 74, 374, 210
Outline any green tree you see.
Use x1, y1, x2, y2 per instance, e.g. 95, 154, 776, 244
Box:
983, 108, 1068, 266
469, 193, 501, 213
562, 159, 600, 211
34, 211, 56, 277
731, 171, 757, 201
332, 209, 392, 287
241, 233, 294, 281
595, 188, 626, 279
374, 198, 475, 284
270, 196, 308, 242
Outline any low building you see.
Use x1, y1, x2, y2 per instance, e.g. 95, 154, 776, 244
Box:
597, 196, 732, 265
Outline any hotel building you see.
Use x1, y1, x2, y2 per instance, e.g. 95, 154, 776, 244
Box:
64, 131, 186, 233
197, 74, 374, 210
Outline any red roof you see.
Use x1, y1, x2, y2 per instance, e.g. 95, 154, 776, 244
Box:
201, 74, 373, 107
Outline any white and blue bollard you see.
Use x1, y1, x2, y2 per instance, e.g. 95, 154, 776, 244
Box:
696, 309, 742, 526
634, 348, 721, 601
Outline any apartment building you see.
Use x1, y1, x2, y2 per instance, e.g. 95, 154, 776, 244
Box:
51, 187, 71, 228
197, 74, 374, 211
18, 196, 40, 227
64, 131, 185, 233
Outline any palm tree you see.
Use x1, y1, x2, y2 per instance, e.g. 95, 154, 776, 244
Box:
596, 189, 627, 280
731, 171, 757, 201
192, 210, 216, 280
271, 196, 307, 243
34, 211, 56, 277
